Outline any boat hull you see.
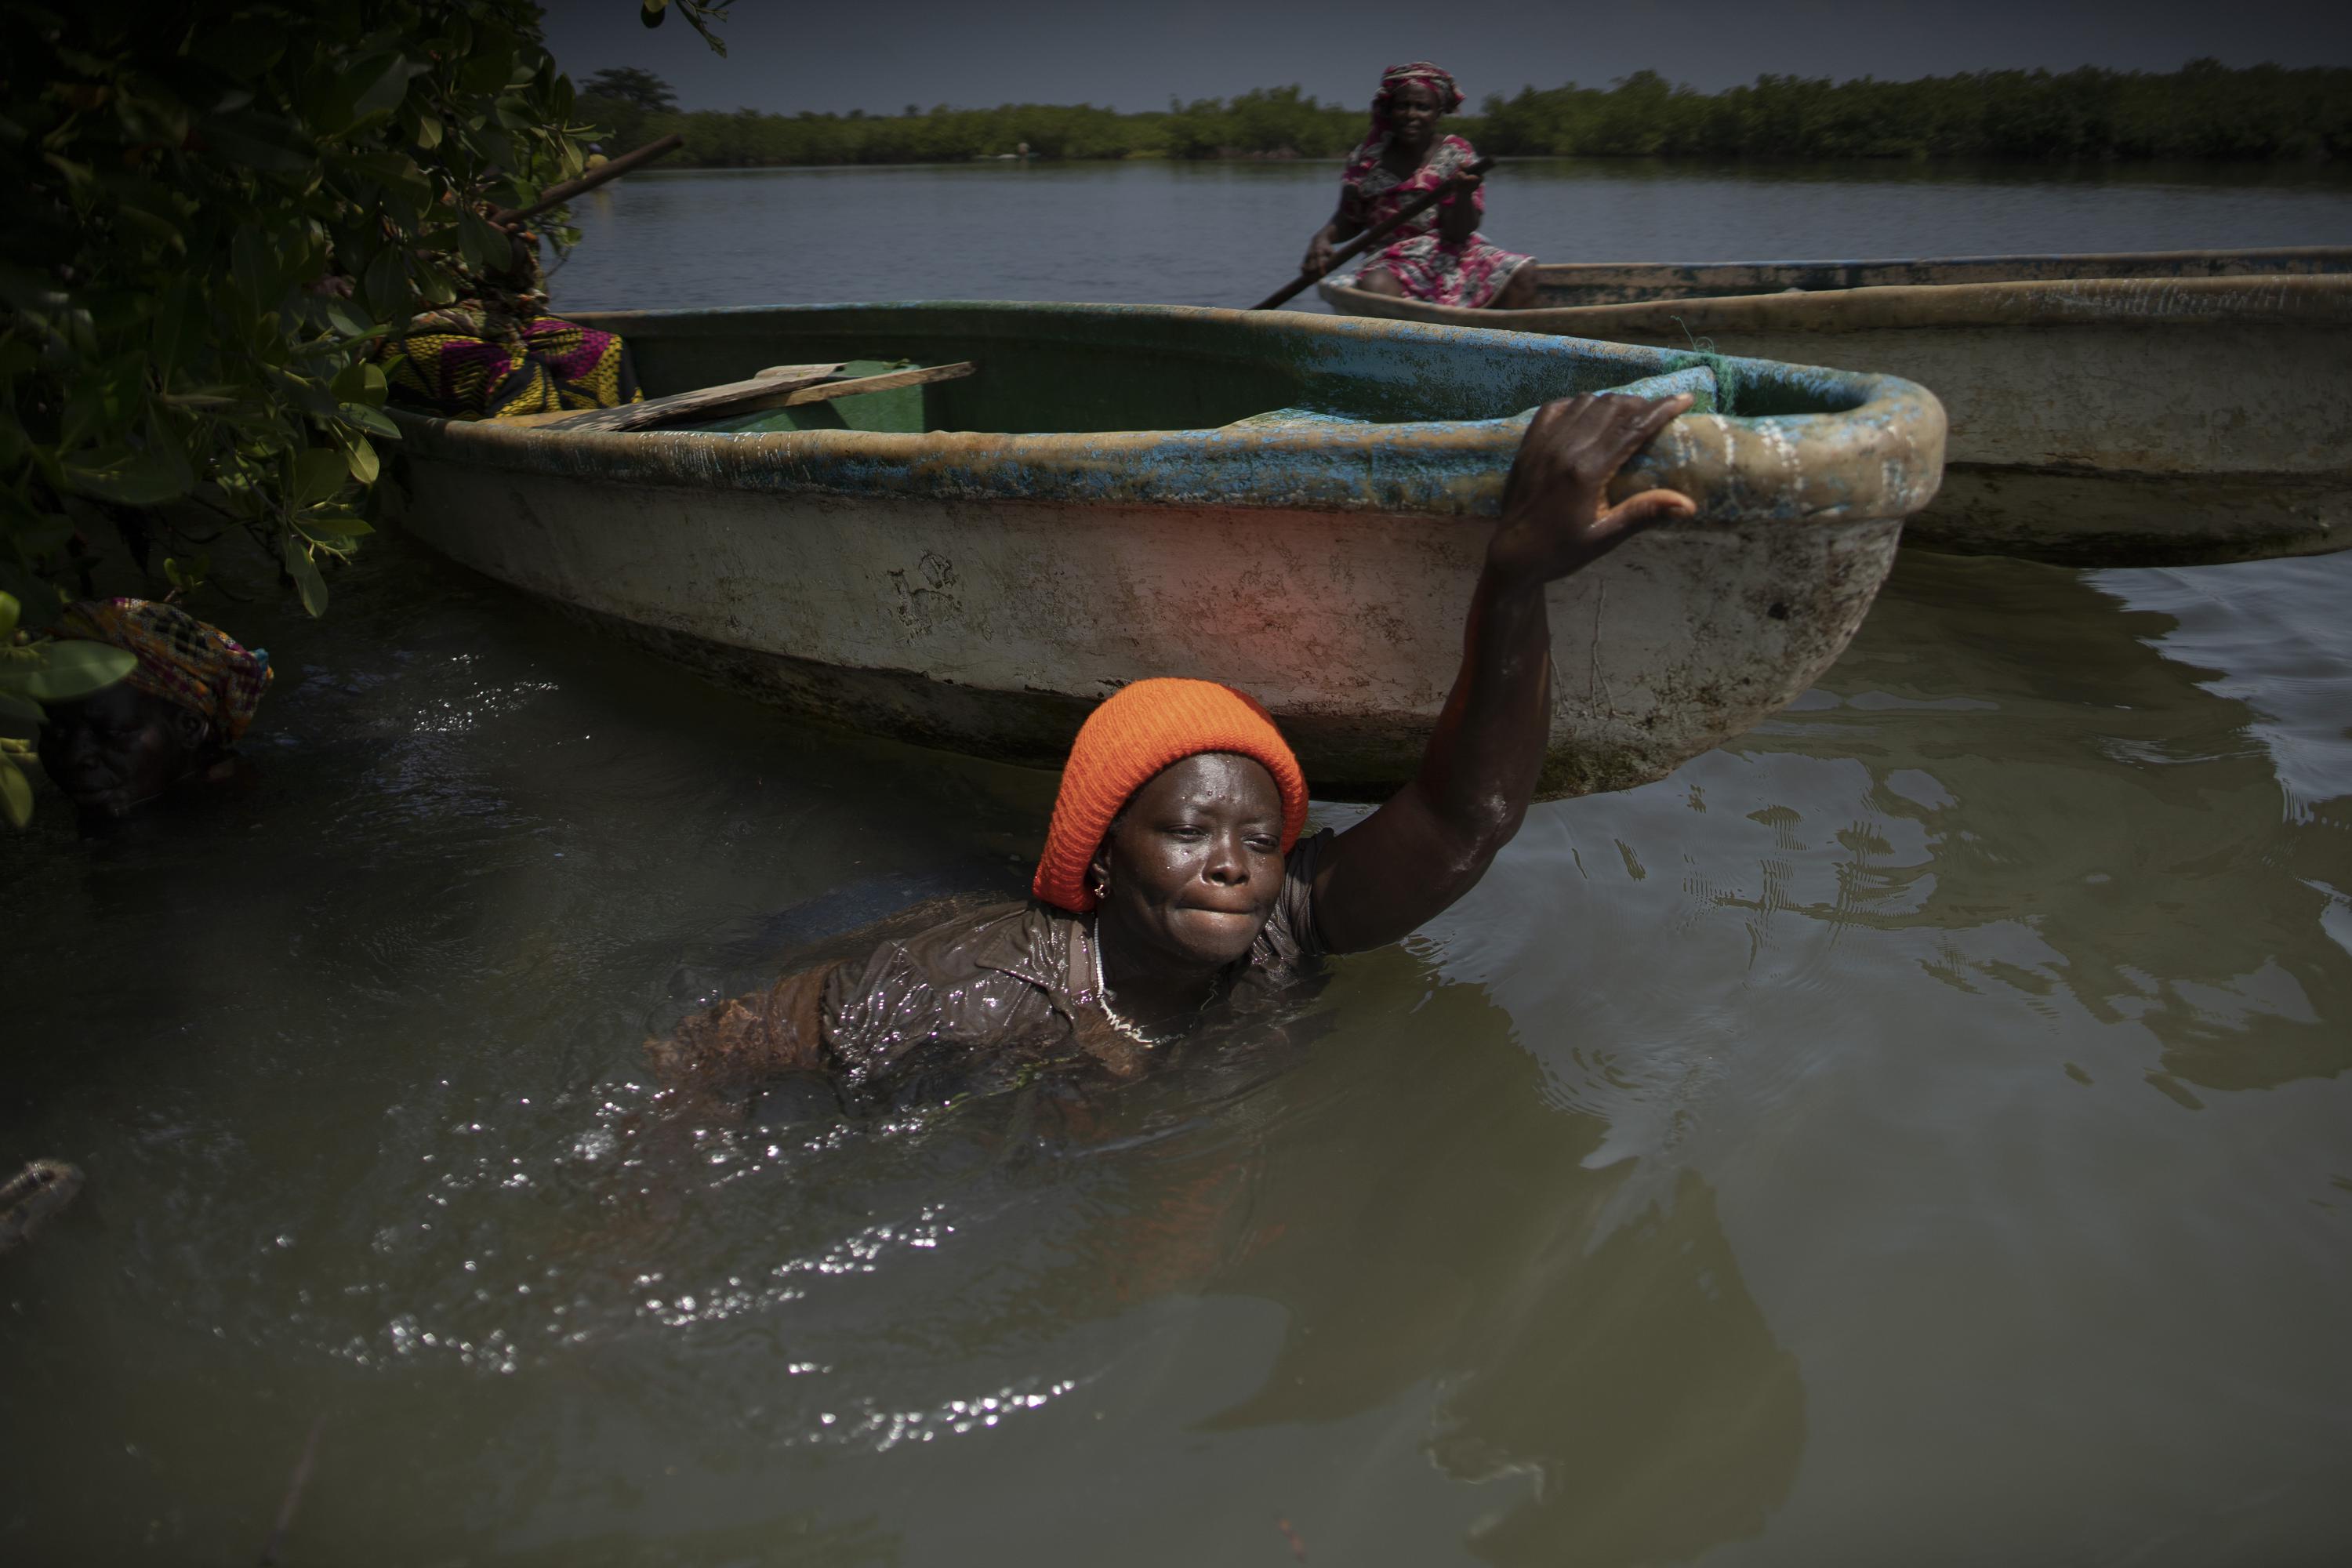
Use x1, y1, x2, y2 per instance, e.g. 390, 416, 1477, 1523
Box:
385, 303, 1941, 798
1321, 250, 2352, 567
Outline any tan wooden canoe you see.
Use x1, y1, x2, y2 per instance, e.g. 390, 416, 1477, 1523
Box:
1322, 247, 2352, 566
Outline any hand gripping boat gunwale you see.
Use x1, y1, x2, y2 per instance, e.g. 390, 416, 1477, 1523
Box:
381, 300, 1944, 800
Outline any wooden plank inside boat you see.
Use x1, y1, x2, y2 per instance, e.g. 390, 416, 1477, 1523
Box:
521, 361, 978, 434
495, 363, 842, 431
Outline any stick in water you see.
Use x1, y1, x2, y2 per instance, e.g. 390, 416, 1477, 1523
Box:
1250, 156, 1494, 310
256, 1414, 327, 1566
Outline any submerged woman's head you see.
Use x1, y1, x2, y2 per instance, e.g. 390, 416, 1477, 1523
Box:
1033, 678, 1309, 968
1370, 61, 1463, 150
35, 598, 271, 818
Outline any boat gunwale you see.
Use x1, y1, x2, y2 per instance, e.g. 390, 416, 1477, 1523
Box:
394, 302, 1946, 526
1319, 270, 2352, 336
1514, 243, 2352, 283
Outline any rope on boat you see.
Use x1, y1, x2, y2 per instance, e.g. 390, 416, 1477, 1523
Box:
1664, 316, 1740, 416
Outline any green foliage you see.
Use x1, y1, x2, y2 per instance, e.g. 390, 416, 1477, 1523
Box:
1475, 62, 2352, 161
583, 86, 1365, 166
616, 100, 1173, 166
1, 0, 601, 626
583, 67, 677, 116
579, 62, 2352, 170
636, 0, 731, 56
562, 75, 1354, 167
1160, 86, 1362, 160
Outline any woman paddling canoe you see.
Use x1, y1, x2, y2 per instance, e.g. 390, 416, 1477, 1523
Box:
649, 390, 1694, 1113
1301, 62, 1541, 311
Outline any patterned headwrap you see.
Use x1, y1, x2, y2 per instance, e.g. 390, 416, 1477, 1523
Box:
1370, 61, 1464, 134
49, 598, 272, 742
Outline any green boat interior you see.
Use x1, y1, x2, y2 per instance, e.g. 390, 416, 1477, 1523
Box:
692, 361, 1730, 437
569, 303, 1865, 438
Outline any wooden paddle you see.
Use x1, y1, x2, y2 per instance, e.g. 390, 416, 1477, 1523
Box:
490, 132, 688, 227
1250, 156, 1495, 310
493, 364, 838, 430
760, 360, 976, 408
514, 360, 978, 434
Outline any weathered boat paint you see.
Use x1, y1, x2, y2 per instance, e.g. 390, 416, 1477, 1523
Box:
1321, 249, 2352, 566
384, 303, 1944, 798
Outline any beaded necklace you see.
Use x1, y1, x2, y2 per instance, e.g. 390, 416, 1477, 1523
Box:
1089, 918, 1175, 1048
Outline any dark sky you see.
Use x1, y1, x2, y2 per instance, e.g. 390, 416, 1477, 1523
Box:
537, 0, 2352, 116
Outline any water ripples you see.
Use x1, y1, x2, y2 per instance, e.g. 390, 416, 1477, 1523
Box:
6, 422, 2352, 1559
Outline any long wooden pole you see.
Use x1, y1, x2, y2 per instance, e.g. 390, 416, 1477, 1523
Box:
1250, 156, 1494, 311
494, 132, 688, 226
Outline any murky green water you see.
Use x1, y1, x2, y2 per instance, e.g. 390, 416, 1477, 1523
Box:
5, 164, 2351, 1563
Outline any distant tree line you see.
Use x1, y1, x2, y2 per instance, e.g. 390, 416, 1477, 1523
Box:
1480, 61, 2352, 161
575, 60, 2352, 168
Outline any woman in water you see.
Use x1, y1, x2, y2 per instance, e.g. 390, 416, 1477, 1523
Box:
33, 598, 273, 820
651, 391, 1695, 1112
1300, 61, 1541, 311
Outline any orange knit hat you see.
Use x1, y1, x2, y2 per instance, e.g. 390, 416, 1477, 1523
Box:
1033, 677, 1310, 913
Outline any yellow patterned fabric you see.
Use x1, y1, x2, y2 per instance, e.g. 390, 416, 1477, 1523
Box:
380, 310, 643, 421
376, 223, 641, 419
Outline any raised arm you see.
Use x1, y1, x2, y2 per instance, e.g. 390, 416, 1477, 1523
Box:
1309, 394, 1697, 953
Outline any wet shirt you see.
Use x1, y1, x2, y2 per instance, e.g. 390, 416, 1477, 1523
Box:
649, 830, 1333, 1113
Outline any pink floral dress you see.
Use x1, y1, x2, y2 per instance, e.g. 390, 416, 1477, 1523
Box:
1340, 132, 1531, 308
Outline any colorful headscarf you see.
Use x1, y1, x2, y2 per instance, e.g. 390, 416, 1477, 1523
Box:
1369, 61, 1464, 134
49, 598, 272, 742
